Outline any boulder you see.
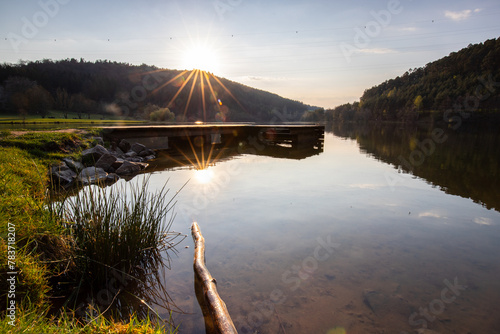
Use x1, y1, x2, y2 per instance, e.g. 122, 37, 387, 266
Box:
50, 162, 68, 174
139, 148, 155, 157
107, 173, 120, 183
130, 142, 146, 154
78, 167, 108, 185
110, 147, 125, 158
62, 158, 84, 172
92, 136, 104, 146
95, 153, 117, 172
125, 151, 138, 158
115, 161, 143, 175
111, 158, 124, 170
136, 162, 149, 170
50, 167, 77, 187
118, 139, 131, 153
81, 145, 109, 165
127, 156, 144, 163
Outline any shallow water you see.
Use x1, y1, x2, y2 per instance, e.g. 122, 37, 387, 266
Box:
129, 125, 500, 333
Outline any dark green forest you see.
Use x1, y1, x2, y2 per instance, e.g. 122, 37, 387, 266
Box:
0, 59, 315, 122
327, 37, 500, 123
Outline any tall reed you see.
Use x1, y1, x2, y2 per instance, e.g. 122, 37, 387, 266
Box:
59, 175, 186, 319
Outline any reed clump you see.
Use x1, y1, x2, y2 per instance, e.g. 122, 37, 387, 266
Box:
58, 176, 186, 319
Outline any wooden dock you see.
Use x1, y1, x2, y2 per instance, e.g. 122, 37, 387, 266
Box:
101, 123, 324, 151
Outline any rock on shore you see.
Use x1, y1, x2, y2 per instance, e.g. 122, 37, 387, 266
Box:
50, 139, 155, 188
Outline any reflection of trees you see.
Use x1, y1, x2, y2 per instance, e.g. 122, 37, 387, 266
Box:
328, 122, 500, 211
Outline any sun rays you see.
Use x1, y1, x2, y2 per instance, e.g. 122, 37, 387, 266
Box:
137, 65, 246, 177
145, 67, 244, 123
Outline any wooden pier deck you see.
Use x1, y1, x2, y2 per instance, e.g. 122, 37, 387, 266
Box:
101, 123, 324, 151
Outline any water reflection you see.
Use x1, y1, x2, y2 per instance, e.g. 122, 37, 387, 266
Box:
195, 168, 215, 184
149, 127, 324, 174
329, 121, 500, 212
115, 125, 500, 333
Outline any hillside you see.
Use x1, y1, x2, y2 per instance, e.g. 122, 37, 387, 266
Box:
0, 59, 314, 123
327, 37, 500, 123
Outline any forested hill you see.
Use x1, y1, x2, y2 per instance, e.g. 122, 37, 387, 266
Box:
327, 37, 500, 123
0, 59, 314, 122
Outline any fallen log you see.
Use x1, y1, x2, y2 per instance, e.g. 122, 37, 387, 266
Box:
191, 222, 238, 334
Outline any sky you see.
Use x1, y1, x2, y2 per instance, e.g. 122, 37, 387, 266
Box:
1, 0, 500, 109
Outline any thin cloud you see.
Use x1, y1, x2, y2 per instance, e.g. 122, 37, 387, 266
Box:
358, 48, 396, 55
245, 76, 287, 82
419, 211, 443, 218
400, 27, 417, 32
348, 183, 381, 189
474, 217, 493, 226
444, 9, 481, 21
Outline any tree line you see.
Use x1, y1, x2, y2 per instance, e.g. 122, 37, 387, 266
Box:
326, 37, 500, 123
0, 59, 314, 122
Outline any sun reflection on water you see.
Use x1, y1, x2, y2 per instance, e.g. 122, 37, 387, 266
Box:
194, 168, 214, 184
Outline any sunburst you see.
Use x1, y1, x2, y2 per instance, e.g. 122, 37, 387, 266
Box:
141, 67, 246, 176
143, 68, 245, 123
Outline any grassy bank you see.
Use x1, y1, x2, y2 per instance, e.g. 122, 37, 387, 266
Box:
0, 130, 180, 333
0, 110, 145, 128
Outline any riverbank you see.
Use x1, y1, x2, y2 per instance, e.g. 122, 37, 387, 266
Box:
0, 129, 176, 333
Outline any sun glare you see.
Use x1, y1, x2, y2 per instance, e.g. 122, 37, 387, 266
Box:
195, 168, 214, 184
183, 45, 219, 74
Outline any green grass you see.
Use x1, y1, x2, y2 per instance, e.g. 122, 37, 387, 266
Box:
0, 146, 66, 313
0, 131, 85, 160
0, 307, 178, 333
0, 131, 182, 333
0, 110, 144, 123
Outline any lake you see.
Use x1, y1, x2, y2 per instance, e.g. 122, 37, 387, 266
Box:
112, 122, 500, 333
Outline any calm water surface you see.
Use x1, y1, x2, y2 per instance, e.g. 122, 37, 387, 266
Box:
124, 125, 500, 333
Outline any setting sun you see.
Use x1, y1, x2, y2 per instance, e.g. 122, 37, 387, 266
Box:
182, 45, 219, 74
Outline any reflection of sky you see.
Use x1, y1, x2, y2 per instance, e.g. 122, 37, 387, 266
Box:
143, 133, 500, 248
165, 134, 497, 230
139, 133, 500, 332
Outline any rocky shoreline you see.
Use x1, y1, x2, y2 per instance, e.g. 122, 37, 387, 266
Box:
50, 138, 156, 188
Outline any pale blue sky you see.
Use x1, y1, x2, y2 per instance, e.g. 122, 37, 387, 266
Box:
1, 0, 499, 108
